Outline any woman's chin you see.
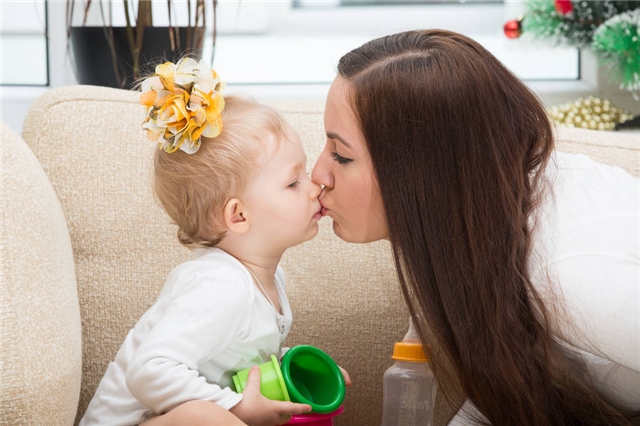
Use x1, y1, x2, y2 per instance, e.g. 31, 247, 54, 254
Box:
332, 221, 363, 243
332, 220, 388, 244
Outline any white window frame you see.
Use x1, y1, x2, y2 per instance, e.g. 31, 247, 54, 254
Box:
1, 0, 48, 86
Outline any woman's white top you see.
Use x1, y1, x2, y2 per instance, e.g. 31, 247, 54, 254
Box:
80, 247, 292, 426
450, 151, 639, 424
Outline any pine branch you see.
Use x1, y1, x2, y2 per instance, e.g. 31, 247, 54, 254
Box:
523, 0, 639, 48
592, 9, 640, 92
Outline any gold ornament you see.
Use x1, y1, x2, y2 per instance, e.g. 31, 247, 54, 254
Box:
547, 96, 634, 131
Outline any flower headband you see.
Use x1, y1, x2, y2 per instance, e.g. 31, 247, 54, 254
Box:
140, 58, 225, 154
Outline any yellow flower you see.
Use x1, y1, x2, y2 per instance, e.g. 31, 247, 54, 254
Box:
140, 58, 225, 154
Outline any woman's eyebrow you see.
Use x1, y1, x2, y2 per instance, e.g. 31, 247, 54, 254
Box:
326, 132, 352, 149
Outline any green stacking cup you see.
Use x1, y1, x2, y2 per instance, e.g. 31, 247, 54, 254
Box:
232, 354, 290, 402
280, 345, 346, 414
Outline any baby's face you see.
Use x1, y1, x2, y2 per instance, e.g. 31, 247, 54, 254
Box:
242, 125, 323, 253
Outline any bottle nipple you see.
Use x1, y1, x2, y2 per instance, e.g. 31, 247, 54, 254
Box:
402, 317, 421, 343
392, 317, 428, 362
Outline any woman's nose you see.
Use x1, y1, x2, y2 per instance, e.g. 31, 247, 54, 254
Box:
311, 153, 334, 189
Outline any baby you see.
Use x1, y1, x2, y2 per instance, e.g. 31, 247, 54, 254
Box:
80, 58, 337, 426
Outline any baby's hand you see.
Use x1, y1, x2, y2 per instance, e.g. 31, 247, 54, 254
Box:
229, 366, 312, 426
338, 365, 352, 387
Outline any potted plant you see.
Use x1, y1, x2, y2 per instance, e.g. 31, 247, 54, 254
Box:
67, 0, 218, 89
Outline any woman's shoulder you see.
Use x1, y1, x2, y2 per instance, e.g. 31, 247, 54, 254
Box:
535, 151, 639, 266
539, 151, 638, 229
549, 151, 638, 198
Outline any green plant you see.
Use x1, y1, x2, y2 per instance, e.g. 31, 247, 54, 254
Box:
66, 0, 218, 88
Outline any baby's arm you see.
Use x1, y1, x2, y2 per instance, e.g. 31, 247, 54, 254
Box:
141, 400, 248, 426
142, 366, 344, 426
126, 274, 249, 414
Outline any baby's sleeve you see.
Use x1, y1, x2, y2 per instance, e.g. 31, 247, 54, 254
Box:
125, 267, 250, 414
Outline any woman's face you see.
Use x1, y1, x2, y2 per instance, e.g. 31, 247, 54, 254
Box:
311, 76, 388, 243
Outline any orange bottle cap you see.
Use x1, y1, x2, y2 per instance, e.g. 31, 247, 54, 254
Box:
391, 342, 428, 362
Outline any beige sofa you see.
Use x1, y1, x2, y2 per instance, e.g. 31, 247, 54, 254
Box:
2, 85, 639, 426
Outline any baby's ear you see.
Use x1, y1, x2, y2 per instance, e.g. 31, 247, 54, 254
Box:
222, 198, 250, 233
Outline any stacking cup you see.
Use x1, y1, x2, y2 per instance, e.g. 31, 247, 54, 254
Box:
232, 354, 290, 401
285, 406, 345, 425
280, 345, 346, 413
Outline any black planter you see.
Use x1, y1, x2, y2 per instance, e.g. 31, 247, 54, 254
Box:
70, 26, 204, 90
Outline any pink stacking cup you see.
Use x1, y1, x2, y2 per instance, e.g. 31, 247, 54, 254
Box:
285, 406, 345, 426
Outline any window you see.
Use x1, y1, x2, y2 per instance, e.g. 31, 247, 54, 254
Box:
295, 0, 501, 5
205, 1, 578, 86
16, 1, 580, 88
1, 0, 48, 85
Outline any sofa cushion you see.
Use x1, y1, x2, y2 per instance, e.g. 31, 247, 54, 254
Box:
1, 122, 82, 425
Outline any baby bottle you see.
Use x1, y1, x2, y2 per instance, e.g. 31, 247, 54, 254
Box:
381, 317, 437, 426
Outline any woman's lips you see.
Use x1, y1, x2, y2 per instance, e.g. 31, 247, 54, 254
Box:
318, 198, 329, 217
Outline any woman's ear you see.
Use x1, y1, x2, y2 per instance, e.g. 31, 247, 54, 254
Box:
223, 198, 250, 233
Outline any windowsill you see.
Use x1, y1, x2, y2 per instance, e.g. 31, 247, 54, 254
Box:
1, 86, 49, 99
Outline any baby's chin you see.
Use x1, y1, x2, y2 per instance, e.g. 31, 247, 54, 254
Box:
292, 224, 320, 247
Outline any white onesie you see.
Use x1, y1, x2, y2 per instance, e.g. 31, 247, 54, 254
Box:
80, 247, 292, 426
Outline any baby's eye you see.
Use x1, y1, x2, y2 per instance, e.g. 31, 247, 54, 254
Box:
331, 152, 353, 165
288, 181, 299, 188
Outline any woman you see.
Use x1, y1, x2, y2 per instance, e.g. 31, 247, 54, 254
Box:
312, 29, 639, 425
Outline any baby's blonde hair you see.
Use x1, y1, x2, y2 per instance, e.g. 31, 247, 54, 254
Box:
153, 95, 287, 248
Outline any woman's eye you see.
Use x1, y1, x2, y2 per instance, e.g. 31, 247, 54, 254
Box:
331, 152, 353, 165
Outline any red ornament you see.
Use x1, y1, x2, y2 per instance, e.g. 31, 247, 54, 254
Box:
503, 19, 522, 39
555, 0, 573, 15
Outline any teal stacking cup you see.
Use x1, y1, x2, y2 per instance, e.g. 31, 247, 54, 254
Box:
280, 345, 346, 414
232, 355, 291, 402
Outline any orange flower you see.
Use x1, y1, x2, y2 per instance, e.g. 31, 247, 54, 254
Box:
140, 58, 225, 154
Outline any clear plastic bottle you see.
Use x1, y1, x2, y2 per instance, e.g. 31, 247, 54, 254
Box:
381, 318, 437, 426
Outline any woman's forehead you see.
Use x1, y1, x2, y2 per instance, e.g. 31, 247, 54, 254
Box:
325, 77, 367, 154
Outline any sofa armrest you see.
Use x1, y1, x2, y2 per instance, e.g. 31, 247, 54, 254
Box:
1, 122, 82, 425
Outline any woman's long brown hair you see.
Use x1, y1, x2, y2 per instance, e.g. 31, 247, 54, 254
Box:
338, 29, 638, 425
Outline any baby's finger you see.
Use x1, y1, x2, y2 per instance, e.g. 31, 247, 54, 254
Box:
339, 366, 352, 387
242, 366, 262, 395
272, 400, 312, 416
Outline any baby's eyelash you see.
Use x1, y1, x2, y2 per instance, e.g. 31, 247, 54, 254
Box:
331, 152, 353, 165
288, 181, 299, 188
